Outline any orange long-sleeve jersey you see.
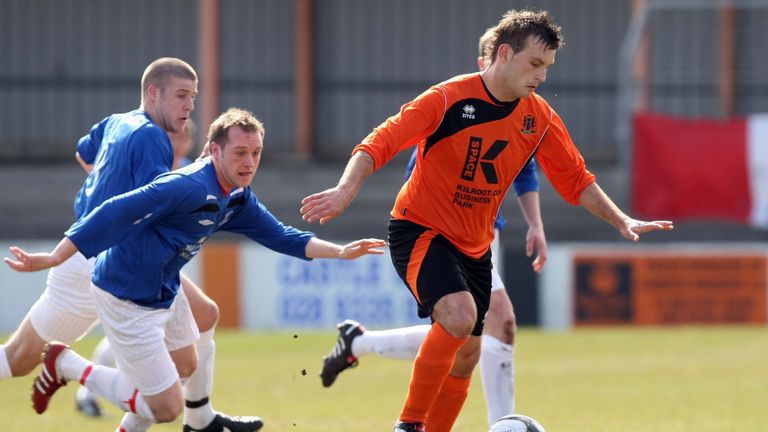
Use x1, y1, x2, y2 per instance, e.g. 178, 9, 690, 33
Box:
354, 73, 595, 259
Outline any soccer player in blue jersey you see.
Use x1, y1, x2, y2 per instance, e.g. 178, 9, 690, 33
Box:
74, 119, 199, 418
0, 57, 258, 432
318, 28, 548, 427
5, 107, 386, 428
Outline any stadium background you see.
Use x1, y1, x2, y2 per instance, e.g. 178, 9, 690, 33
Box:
2, 0, 767, 329
1, 1, 768, 430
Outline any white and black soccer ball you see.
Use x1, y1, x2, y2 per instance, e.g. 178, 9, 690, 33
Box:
488, 414, 546, 432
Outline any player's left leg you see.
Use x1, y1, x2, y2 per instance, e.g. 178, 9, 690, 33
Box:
75, 336, 114, 417
425, 334, 481, 432
480, 286, 516, 425
319, 321, 431, 387
180, 274, 264, 432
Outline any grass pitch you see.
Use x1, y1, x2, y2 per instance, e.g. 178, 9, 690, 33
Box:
1, 326, 768, 431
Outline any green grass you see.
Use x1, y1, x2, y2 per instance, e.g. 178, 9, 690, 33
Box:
2, 326, 768, 431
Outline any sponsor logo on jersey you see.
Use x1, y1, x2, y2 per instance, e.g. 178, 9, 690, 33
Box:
460, 137, 508, 184
521, 114, 536, 135
462, 104, 476, 119
461, 137, 482, 181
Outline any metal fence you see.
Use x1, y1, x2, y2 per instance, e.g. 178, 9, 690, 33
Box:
1, 0, 630, 164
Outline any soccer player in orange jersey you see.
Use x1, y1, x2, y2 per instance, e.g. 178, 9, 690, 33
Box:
301, 9, 673, 432
317, 26, 547, 429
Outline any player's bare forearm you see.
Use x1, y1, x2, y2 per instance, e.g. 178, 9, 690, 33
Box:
4, 237, 79, 272
579, 182, 674, 241
300, 151, 375, 224
579, 183, 629, 230
516, 191, 548, 271
305, 237, 386, 259
516, 191, 543, 232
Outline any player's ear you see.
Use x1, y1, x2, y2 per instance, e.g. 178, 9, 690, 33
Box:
499, 43, 514, 62
146, 84, 159, 101
209, 141, 221, 158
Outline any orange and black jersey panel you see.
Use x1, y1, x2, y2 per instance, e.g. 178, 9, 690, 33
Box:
354, 73, 595, 258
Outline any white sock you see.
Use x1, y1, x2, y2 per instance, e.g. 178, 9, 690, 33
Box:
183, 329, 216, 429
91, 337, 116, 368
78, 337, 116, 402
81, 364, 155, 421
117, 412, 153, 432
58, 348, 93, 381
0, 346, 12, 380
480, 334, 515, 426
351, 325, 430, 360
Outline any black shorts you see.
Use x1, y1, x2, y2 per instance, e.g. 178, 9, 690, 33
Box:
388, 218, 492, 336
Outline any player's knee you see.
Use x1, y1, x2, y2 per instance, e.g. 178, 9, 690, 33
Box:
442, 314, 476, 339
502, 316, 516, 345
435, 295, 477, 338
175, 357, 198, 379
193, 300, 220, 332
151, 399, 184, 423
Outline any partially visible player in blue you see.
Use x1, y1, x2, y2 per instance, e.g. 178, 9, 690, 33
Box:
319, 27, 547, 427
5, 108, 386, 428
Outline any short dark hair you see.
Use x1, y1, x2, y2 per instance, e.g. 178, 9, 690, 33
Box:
207, 108, 264, 149
141, 57, 197, 100
490, 9, 564, 62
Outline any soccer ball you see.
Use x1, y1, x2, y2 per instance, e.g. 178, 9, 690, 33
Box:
488, 414, 546, 432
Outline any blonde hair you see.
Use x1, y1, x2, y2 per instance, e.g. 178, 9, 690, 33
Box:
141, 57, 197, 101
207, 108, 265, 148
478, 27, 497, 61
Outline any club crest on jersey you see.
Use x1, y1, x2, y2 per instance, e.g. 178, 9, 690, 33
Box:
521, 114, 536, 135
462, 104, 476, 119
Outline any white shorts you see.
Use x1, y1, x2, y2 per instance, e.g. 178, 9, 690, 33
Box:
93, 284, 199, 396
490, 229, 505, 292
29, 252, 100, 343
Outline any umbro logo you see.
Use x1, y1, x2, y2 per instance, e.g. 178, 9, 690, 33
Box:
198, 219, 214, 226
462, 104, 476, 119
131, 212, 153, 225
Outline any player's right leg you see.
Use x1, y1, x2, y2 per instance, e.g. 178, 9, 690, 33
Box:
1, 252, 98, 380
179, 274, 264, 432
388, 219, 492, 431
75, 336, 113, 417
32, 284, 198, 425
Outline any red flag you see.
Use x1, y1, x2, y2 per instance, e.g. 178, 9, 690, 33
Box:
632, 113, 767, 227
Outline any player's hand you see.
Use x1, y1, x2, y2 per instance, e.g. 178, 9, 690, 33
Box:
300, 187, 353, 225
526, 225, 548, 273
337, 239, 387, 259
619, 219, 674, 242
4, 246, 58, 272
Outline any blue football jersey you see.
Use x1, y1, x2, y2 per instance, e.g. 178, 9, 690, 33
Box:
73, 109, 173, 221
67, 159, 314, 309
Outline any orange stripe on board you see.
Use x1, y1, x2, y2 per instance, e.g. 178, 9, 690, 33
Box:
406, 231, 437, 305
200, 243, 240, 328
